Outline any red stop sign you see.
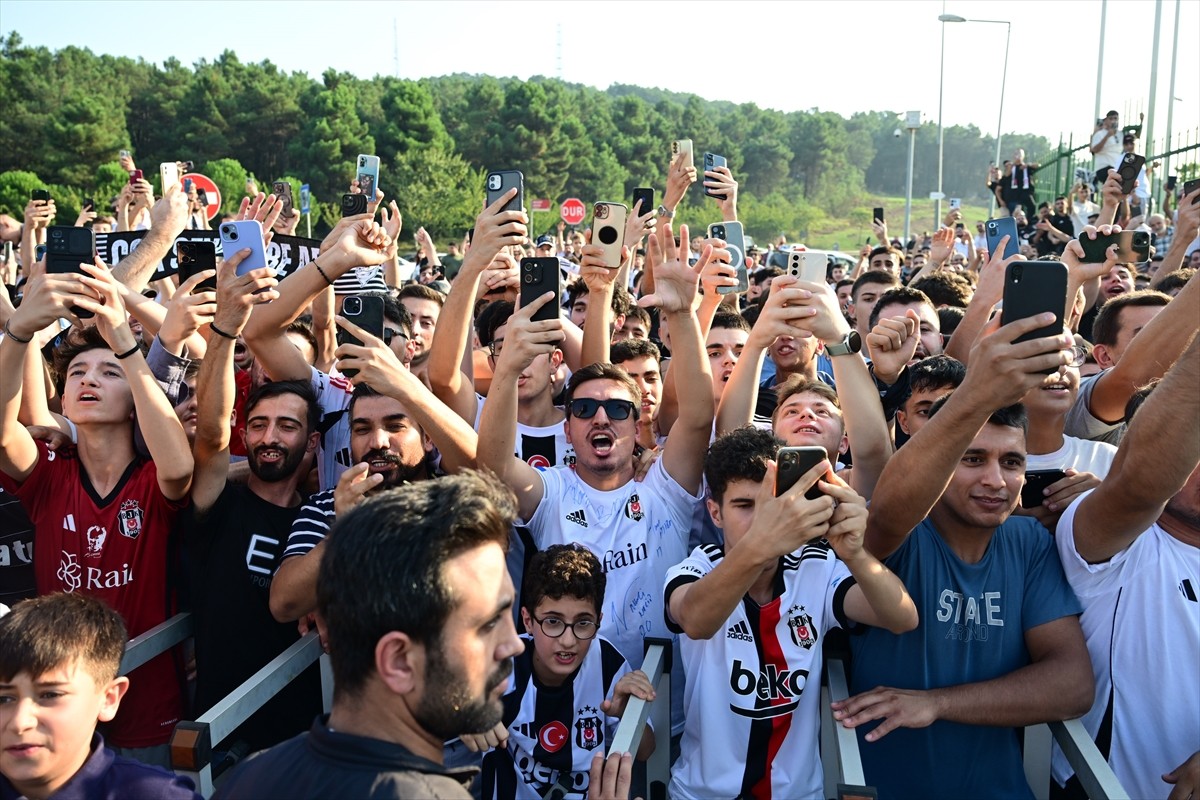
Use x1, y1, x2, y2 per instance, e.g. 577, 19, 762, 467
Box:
181, 173, 222, 221
560, 198, 586, 226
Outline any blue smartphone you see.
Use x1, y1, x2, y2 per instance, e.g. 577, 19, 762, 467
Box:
985, 217, 1020, 259
218, 220, 268, 275
356, 154, 380, 200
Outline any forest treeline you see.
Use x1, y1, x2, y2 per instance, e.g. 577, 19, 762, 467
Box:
0, 32, 1052, 241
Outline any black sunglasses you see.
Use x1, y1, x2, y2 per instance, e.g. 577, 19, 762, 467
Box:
567, 398, 638, 421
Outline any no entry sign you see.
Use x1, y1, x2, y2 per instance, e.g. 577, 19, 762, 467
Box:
182, 173, 221, 220
560, 198, 585, 226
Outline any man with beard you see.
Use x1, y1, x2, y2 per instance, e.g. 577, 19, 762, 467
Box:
269, 315, 480, 625
183, 254, 325, 753
212, 472, 527, 800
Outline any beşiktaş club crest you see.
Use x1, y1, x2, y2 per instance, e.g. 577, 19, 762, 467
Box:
787, 604, 817, 649
574, 706, 604, 750
623, 494, 644, 522
117, 499, 144, 539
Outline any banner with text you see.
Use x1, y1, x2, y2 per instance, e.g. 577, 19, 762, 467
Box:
95, 231, 321, 282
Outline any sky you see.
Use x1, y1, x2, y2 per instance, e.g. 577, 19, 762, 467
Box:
2, 0, 1197, 151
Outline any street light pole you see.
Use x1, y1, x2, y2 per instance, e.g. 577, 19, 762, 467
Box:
939, 14, 1012, 218
935, 12, 953, 229
904, 111, 921, 245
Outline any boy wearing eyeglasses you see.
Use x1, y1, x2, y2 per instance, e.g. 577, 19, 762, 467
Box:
463, 545, 655, 798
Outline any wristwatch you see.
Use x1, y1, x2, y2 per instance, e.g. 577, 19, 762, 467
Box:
657, 204, 674, 219
824, 330, 862, 357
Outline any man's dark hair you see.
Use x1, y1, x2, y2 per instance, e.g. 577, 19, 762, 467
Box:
318, 471, 516, 698
623, 305, 651, 330
563, 362, 641, 415
52, 326, 126, 393
911, 273, 972, 309
835, 278, 855, 293
771, 375, 842, 430
610, 338, 661, 365
851, 269, 899, 301
245, 379, 319, 435
0, 593, 127, 684
373, 292, 413, 335
1092, 290, 1170, 347
902, 355, 966, 407
937, 306, 965, 337
869, 286, 935, 330
398, 282, 445, 308
565, 280, 590, 309
868, 246, 904, 267
928, 396, 1028, 433
611, 287, 634, 319
711, 308, 751, 333
705, 426, 780, 505
522, 544, 606, 618
475, 300, 514, 347
751, 267, 783, 286
1155, 268, 1194, 296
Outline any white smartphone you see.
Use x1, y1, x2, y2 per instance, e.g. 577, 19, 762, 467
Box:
671, 138, 694, 170
949, 197, 962, 210
787, 251, 826, 284
591, 202, 629, 269
159, 162, 180, 193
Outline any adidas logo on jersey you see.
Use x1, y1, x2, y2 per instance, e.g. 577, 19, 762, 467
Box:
726, 620, 754, 642
565, 509, 588, 527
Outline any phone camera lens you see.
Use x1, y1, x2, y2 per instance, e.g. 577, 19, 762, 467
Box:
1013, 265, 1023, 282
51, 229, 64, 239
523, 274, 534, 284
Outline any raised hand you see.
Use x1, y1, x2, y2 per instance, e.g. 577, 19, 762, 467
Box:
637, 223, 707, 314
704, 164, 739, 220
866, 311, 921, 386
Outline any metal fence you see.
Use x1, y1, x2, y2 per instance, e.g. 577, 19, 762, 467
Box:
1032, 126, 1200, 209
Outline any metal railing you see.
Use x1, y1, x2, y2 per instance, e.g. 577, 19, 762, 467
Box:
117, 612, 332, 798
608, 637, 672, 800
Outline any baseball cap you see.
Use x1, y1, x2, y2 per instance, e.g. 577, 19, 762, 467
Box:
1122, 134, 1136, 144
535, 235, 555, 248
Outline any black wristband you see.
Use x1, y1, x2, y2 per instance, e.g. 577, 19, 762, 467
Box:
3, 322, 33, 344
315, 261, 334, 285
209, 322, 239, 341
114, 344, 141, 360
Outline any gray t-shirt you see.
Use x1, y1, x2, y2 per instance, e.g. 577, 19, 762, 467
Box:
1063, 370, 1125, 446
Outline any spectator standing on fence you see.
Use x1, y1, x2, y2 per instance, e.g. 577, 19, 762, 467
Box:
1091, 110, 1124, 189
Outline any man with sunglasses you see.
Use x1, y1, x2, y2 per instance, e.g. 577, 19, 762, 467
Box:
478, 222, 717, 739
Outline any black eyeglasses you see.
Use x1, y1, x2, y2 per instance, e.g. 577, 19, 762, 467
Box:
567, 398, 638, 420
383, 329, 408, 346
531, 615, 598, 640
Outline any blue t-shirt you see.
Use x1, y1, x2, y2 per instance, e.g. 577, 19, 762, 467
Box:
849, 516, 1082, 800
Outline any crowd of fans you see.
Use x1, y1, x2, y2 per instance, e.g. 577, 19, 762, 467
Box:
0, 130, 1197, 800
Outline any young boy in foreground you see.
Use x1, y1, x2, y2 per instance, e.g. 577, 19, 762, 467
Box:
0, 593, 200, 800
464, 544, 654, 799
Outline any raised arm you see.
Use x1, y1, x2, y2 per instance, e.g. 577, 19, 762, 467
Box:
111, 184, 189, 291
794, 280, 893, 499
1, 273, 96, 480
944, 246, 1018, 364
1086, 264, 1199, 423
864, 315, 1075, 559
333, 315, 481, 475
1151, 185, 1199, 288
242, 217, 392, 382
74, 260, 194, 500
192, 250, 280, 512
1073, 332, 1199, 562
579, 244, 625, 368
669, 459, 834, 639
715, 275, 812, 436
476, 294, 561, 521
642, 223, 714, 494
428, 192, 527, 422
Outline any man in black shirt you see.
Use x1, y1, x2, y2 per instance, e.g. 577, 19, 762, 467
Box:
184, 250, 322, 752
